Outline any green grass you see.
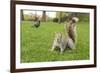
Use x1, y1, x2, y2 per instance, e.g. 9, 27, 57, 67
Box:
21, 21, 89, 63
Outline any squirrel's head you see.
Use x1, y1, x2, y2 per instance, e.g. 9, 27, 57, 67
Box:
71, 17, 79, 23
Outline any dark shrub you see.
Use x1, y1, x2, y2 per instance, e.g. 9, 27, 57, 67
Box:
53, 18, 58, 22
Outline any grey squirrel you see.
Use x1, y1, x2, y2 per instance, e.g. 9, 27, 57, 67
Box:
51, 17, 79, 54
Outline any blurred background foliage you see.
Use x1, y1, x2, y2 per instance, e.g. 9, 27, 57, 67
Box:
21, 10, 89, 23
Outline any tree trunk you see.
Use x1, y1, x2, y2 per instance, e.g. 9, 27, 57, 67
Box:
21, 10, 24, 20
58, 12, 62, 24
42, 11, 46, 22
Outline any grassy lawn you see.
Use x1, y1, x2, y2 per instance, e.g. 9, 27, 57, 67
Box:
21, 21, 90, 63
